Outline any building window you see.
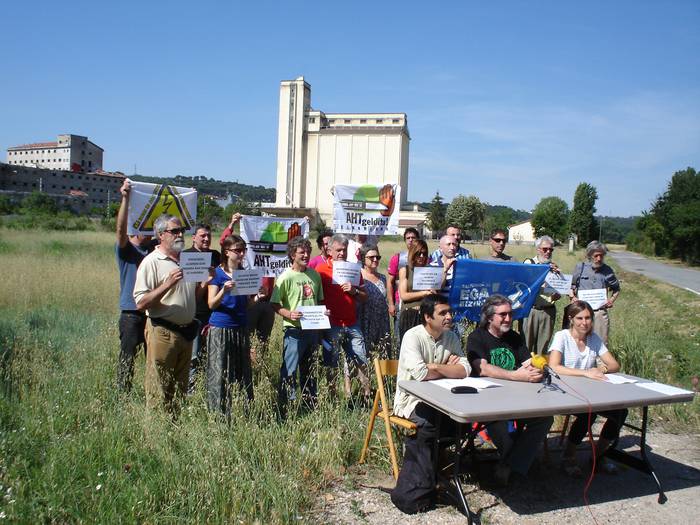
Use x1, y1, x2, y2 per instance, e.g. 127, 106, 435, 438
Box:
392, 119, 400, 123
309, 117, 315, 123
344, 119, 351, 124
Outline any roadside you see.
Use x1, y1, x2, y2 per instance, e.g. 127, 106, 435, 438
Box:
609, 250, 700, 295
312, 430, 700, 524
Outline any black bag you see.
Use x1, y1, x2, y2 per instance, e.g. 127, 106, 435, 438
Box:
390, 431, 436, 514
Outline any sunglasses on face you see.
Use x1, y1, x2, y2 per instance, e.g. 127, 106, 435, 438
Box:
491, 238, 506, 244
416, 252, 428, 257
366, 255, 382, 261
541, 247, 554, 252
164, 227, 186, 235
229, 247, 246, 254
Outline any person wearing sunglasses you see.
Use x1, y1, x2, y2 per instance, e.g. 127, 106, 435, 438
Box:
486, 228, 512, 261
521, 236, 562, 355
358, 243, 391, 359
398, 240, 442, 343
133, 214, 202, 414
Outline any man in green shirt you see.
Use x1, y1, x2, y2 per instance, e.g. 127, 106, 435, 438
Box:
271, 236, 325, 408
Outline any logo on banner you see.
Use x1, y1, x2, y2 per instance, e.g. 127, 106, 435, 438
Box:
241, 216, 309, 276
127, 180, 197, 235
333, 184, 400, 235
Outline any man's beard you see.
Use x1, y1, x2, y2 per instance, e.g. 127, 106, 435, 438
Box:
498, 323, 511, 334
172, 239, 185, 252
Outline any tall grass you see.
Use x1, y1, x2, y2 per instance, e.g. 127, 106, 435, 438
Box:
0, 230, 697, 522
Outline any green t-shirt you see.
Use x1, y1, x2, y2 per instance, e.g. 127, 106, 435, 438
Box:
271, 267, 324, 328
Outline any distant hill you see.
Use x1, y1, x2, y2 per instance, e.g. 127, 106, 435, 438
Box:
129, 174, 276, 202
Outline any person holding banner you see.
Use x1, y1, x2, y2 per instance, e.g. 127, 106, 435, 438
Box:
271, 236, 325, 410
116, 179, 154, 394
316, 233, 371, 400
184, 224, 221, 394
571, 241, 620, 344
548, 300, 627, 476
486, 229, 512, 262
206, 235, 253, 416
520, 236, 562, 355
133, 215, 200, 413
398, 240, 443, 343
467, 294, 553, 486
358, 243, 391, 359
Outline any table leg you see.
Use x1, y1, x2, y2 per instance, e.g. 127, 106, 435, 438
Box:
604, 406, 668, 504
451, 422, 473, 523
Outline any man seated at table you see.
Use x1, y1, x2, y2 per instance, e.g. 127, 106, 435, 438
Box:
467, 294, 554, 485
391, 294, 471, 513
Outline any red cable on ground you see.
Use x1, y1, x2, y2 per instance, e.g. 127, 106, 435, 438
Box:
557, 376, 600, 525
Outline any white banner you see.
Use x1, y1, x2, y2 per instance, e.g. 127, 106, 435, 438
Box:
127, 179, 197, 236
577, 288, 608, 310
544, 272, 573, 295
179, 251, 212, 282
240, 215, 309, 277
332, 184, 400, 235
231, 268, 265, 296
332, 261, 361, 286
413, 266, 444, 291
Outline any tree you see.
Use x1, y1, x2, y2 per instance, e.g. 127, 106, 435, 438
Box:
426, 191, 447, 234
445, 195, 485, 237
197, 196, 223, 226
483, 208, 517, 238
568, 183, 598, 247
531, 196, 569, 241
20, 191, 59, 215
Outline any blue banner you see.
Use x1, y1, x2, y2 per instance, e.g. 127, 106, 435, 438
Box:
448, 259, 550, 322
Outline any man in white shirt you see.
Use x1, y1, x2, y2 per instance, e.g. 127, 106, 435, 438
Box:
391, 295, 470, 513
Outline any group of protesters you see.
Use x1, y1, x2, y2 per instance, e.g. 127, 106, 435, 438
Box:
115, 178, 626, 494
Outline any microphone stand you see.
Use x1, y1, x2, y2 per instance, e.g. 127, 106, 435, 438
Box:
537, 368, 566, 394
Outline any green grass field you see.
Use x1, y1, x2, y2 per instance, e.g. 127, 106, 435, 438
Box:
0, 229, 698, 523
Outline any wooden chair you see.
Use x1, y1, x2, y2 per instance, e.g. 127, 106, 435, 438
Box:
358, 358, 416, 479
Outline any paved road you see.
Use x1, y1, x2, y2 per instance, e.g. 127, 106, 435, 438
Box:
609, 250, 700, 295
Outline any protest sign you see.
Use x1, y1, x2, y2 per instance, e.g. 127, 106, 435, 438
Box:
448, 259, 550, 322
179, 251, 212, 282
240, 215, 309, 277
577, 288, 608, 310
412, 266, 444, 291
231, 268, 265, 296
126, 179, 197, 235
544, 272, 573, 295
332, 184, 400, 235
297, 306, 331, 330
332, 261, 361, 286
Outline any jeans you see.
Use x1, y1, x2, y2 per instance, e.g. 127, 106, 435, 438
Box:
279, 327, 319, 405
486, 415, 554, 475
117, 311, 147, 393
322, 324, 368, 367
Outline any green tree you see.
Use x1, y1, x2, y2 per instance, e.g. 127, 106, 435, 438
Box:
531, 196, 569, 241
20, 191, 60, 215
568, 183, 598, 247
197, 196, 223, 226
426, 191, 447, 234
483, 208, 517, 238
446, 195, 485, 237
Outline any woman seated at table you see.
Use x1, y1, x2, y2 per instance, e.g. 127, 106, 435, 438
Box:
548, 300, 628, 477
397, 240, 441, 345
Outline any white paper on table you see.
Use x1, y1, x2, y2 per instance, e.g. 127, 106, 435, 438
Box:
604, 373, 638, 384
230, 268, 265, 296
635, 382, 693, 396
432, 377, 501, 390
297, 305, 331, 330
412, 266, 444, 291
179, 251, 212, 282
577, 288, 608, 310
544, 272, 572, 295
332, 261, 361, 286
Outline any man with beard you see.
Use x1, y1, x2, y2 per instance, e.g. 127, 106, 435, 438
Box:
184, 224, 220, 393
115, 179, 154, 394
521, 236, 562, 354
571, 241, 620, 344
133, 214, 201, 412
467, 295, 553, 486
485, 228, 512, 261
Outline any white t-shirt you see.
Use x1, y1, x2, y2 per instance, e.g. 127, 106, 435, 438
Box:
549, 329, 608, 370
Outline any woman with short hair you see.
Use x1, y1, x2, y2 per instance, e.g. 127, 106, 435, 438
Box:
358, 243, 392, 359
548, 300, 628, 477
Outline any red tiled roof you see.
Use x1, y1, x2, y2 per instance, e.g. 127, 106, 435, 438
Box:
8, 142, 60, 150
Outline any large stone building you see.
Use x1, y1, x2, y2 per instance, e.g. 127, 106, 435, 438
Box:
6, 134, 104, 172
0, 163, 124, 213
274, 77, 410, 220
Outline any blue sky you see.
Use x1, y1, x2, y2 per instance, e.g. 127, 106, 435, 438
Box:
1, 1, 698, 217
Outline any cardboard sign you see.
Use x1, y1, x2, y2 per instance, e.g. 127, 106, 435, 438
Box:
179, 251, 212, 282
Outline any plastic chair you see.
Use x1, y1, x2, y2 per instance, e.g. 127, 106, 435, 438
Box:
358, 358, 417, 479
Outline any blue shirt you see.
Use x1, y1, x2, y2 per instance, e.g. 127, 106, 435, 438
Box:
209, 266, 248, 328
116, 241, 150, 311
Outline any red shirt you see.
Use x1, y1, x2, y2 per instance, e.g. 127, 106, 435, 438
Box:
316, 258, 363, 327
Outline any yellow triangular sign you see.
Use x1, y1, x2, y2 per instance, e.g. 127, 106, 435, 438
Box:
133, 184, 195, 233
